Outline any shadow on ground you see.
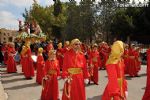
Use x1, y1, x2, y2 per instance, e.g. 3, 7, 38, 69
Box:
5, 83, 40, 90
87, 95, 102, 100
2, 77, 26, 84
1, 73, 24, 78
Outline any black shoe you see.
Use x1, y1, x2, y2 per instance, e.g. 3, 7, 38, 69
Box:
94, 82, 99, 85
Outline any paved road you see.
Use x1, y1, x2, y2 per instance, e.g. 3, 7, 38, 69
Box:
0, 65, 147, 100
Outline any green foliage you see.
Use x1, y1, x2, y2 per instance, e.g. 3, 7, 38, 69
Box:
63, 0, 96, 42
110, 9, 134, 37
22, 0, 150, 43
22, 1, 67, 40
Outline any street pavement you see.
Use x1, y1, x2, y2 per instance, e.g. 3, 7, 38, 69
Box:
0, 65, 147, 100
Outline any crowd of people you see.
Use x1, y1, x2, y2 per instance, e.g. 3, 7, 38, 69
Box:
0, 37, 150, 100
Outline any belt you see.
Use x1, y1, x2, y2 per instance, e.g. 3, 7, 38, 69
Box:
68, 68, 82, 75
48, 69, 57, 75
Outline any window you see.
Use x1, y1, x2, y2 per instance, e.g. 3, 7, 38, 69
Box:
9, 37, 12, 42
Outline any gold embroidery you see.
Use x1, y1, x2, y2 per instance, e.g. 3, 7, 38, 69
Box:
68, 68, 82, 75
48, 69, 57, 75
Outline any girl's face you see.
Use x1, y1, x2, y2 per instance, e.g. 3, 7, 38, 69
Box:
49, 53, 56, 59
93, 47, 97, 51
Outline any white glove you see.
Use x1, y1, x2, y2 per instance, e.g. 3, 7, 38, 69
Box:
57, 76, 61, 80
84, 79, 89, 84
125, 91, 128, 98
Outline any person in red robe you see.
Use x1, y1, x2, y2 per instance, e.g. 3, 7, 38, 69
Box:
62, 38, 89, 100
20, 46, 26, 73
7, 43, 17, 73
88, 43, 101, 85
123, 44, 129, 74
3, 44, 8, 65
128, 44, 140, 77
99, 42, 110, 69
135, 47, 141, 72
63, 41, 70, 54
142, 48, 150, 100
36, 47, 45, 84
21, 40, 34, 79
56, 42, 64, 70
41, 50, 60, 100
102, 40, 128, 100
46, 40, 54, 52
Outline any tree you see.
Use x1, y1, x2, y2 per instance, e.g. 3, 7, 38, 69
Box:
110, 9, 134, 41
22, 0, 67, 40
64, 0, 96, 42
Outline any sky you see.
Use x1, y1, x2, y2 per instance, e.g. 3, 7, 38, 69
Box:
0, 0, 147, 30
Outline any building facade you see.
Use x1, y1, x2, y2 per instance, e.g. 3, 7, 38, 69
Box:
0, 28, 18, 43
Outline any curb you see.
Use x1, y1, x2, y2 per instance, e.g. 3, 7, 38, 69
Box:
0, 74, 8, 100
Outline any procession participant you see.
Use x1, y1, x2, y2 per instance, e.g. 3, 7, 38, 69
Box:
46, 40, 54, 52
7, 43, 17, 73
62, 38, 89, 100
36, 48, 45, 84
135, 47, 142, 72
3, 44, 8, 65
63, 41, 70, 54
102, 40, 128, 100
41, 50, 60, 100
142, 48, 150, 100
88, 43, 101, 85
56, 42, 64, 70
21, 39, 34, 79
99, 42, 110, 69
123, 44, 129, 74
20, 46, 26, 73
128, 44, 140, 77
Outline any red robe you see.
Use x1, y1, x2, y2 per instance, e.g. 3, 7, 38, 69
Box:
142, 49, 150, 100
56, 48, 64, 69
23, 47, 34, 79
128, 48, 139, 76
7, 47, 17, 73
99, 45, 110, 69
102, 60, 127, 100
62, 49, 89, 100
123, 49, 129, 74
41, 59, 60, 100
3, 46, 8, 65
63, 46, 70, 54
46, 43, 53, 52
89, 50, 101, 84
20, 54, 26, 73
36, 54, 45, 84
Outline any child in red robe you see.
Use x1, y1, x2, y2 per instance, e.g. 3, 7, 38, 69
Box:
21, 40, 34, 79
41, 50, 60, 100
56, 42, 64, 70
7, 43, 17, 73
88, 43, 101, 85
36, 47, 45, 84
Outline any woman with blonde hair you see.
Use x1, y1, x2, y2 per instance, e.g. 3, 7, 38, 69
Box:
102, 40, 128, 100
